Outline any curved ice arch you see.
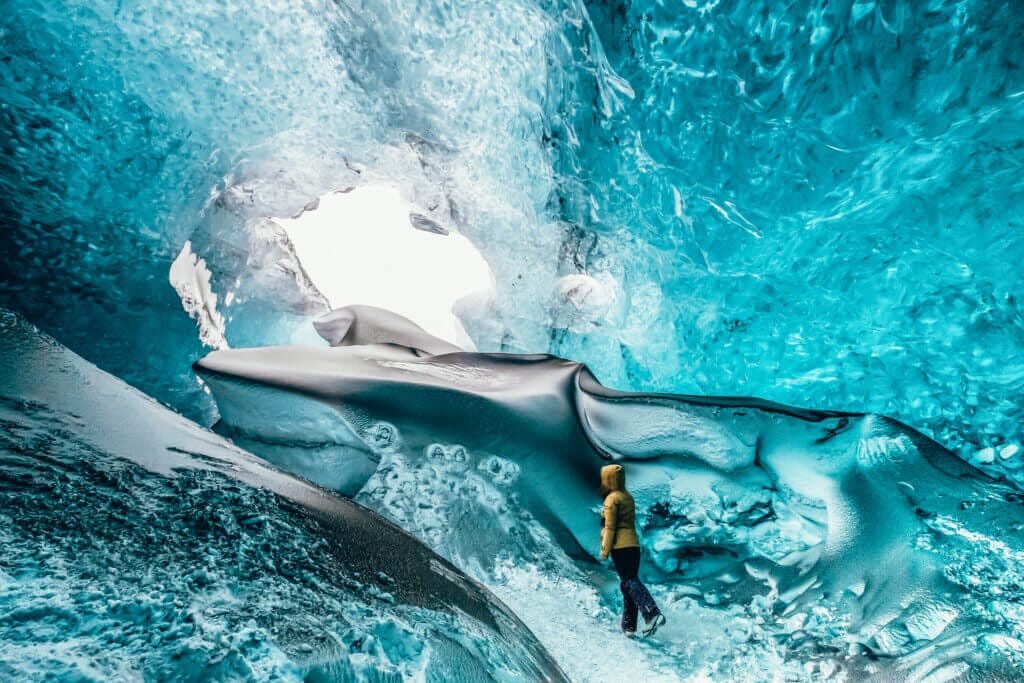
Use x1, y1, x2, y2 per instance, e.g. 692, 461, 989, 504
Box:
2, 0, 604, 421
0, 308, 567, 682
196, 305, 1024, 679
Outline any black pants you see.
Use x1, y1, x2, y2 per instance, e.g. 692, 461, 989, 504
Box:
611, 547, 660, 632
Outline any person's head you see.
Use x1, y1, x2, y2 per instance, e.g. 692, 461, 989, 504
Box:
599, 463, 626, 497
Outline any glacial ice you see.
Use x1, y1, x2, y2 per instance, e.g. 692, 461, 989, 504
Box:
196, 305, 1024, 681
0, 309, 567, 682
551, 0, 1024, 462
5, 0, 1021, 454
3, 0, 1024, 680
0, 0, 576, 420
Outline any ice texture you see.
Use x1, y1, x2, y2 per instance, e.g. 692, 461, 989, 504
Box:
0, 0, 585, 420
3, 0, 1024, 680
0, 309, 567, 682
3, 0, 1021, 455
548, 0, 1024, 464
197, 306, 1024, 681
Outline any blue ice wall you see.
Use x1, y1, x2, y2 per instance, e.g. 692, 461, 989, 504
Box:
0, 0, 584, 418
0, 0, 462, 417
549, 0, 1024, 458
1, 2, 209, 415
3, 0, 1022, 453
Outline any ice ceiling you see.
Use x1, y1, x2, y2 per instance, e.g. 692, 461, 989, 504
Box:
3, 0, 1022, 456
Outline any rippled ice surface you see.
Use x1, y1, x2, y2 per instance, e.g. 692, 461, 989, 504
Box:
354, 422, 1024, 682
548, 0, 1024, 463
357, 446, 790, 682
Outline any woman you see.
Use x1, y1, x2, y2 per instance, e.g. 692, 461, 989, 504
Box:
600, 463, 665, 638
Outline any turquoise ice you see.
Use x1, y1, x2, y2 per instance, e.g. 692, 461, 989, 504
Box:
2, 0, 1023, 680
0, 310, 566, 681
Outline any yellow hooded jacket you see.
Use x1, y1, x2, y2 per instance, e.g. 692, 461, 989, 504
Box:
600, 464, 640, 558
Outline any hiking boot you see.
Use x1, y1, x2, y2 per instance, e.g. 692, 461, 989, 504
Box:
639, 613, 665, 639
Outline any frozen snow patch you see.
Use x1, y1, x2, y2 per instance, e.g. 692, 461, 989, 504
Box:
169, 240, 228, 349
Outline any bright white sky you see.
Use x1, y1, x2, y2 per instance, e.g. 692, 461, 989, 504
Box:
276, 185, 493, 346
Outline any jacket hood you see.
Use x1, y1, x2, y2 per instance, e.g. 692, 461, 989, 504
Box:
600, 464, 626, 496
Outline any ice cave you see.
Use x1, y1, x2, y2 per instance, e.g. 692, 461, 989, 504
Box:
2, 0, 1024, 681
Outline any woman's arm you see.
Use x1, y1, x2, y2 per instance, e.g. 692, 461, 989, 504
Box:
600, 495, 618, 559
